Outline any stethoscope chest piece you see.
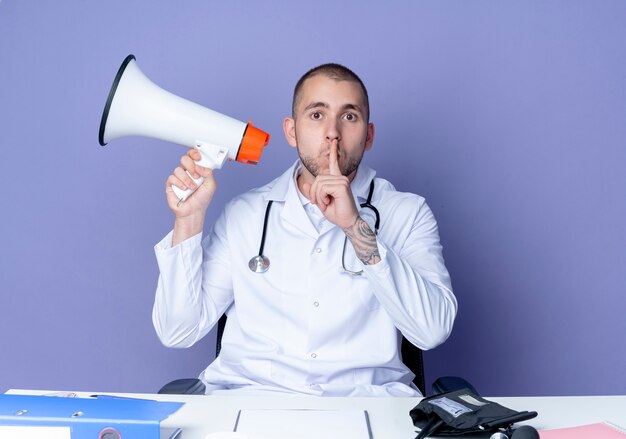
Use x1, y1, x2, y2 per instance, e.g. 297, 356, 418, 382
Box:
249, 255, 270, 273
249, 200, 273, 273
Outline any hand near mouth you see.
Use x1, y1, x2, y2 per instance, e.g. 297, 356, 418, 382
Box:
303, 140, 359, 230
327, 139, 342, 176
302, 140, 380, 265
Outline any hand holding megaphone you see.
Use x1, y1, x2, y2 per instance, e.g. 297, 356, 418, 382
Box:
169, 141, 226, 202
99, 55, 270, 203
168, 147, 218, 210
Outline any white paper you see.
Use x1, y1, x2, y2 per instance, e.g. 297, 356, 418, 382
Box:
234, 409, 372, 439
0, 426, 71, 439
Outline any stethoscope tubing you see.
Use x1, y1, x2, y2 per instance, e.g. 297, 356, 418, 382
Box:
257, 200, 274, 258
249, 179, 379, 274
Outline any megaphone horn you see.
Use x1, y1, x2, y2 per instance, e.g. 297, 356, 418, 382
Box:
98, 54, 270, 202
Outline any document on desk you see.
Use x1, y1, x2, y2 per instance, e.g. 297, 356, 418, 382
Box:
539, 421, 626, 438
234, 408, 373, 439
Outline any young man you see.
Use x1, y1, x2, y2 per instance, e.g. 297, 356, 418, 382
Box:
153, 64, 457, 396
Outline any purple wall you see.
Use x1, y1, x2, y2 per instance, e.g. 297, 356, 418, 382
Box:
0, 1, 624, 396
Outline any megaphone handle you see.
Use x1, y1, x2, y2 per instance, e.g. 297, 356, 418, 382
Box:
171, 142, 229, 203
171, 172, 205, 203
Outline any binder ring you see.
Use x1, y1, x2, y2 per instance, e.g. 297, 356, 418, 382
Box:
99, 427, 122, 439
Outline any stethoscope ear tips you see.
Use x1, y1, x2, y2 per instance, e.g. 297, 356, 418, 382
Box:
249, 255, 270, 273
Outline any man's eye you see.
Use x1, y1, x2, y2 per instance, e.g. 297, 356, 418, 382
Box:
311, 112, 322, 120
344, 113, 357, 121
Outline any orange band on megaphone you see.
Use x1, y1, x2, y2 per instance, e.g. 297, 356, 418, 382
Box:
237, 122, 270, 165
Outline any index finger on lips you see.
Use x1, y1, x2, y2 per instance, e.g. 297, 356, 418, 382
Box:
329, 140, 341, 176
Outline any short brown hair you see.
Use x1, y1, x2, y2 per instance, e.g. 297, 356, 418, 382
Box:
292, 63, 370, 121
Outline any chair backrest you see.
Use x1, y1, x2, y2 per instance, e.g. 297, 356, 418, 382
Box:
216, 315, 426, 395
401, 336, 425, 395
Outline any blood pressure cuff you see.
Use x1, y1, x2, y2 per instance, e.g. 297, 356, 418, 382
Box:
410, 388, 537, 438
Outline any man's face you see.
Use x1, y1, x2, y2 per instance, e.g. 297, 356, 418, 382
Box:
283, 74, 374, 183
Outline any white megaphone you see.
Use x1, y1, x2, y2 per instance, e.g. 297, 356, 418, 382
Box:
99, 54, 270, 202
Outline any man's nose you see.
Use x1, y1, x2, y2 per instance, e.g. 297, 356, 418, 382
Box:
325, 119, 340, 142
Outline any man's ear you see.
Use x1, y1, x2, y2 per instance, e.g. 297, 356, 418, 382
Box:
364, 122, 375, 151
283, 117, 297, 148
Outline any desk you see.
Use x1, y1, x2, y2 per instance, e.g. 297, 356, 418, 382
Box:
7, 390, 626, 438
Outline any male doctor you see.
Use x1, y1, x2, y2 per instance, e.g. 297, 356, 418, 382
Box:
153, 64, 457, 396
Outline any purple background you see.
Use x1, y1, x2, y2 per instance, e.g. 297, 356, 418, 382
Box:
1, 1, 624, 396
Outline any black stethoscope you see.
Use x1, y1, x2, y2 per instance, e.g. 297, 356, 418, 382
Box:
248, 179, 380, 276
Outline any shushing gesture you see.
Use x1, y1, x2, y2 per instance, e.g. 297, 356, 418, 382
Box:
301, 140, 380, 266
302, 140, 359, 230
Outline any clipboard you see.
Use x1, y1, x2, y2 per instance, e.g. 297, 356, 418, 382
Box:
234, 408, 373, 439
